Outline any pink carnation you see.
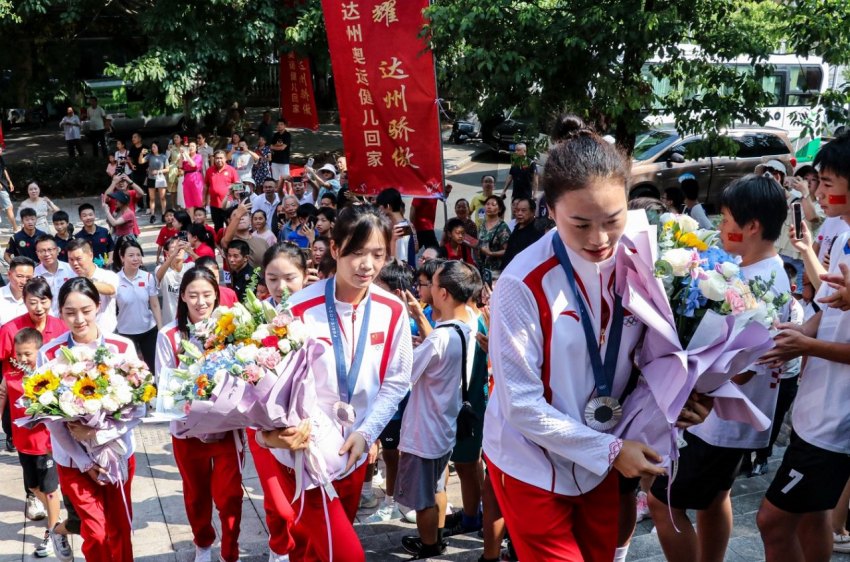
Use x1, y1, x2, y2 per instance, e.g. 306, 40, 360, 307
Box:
255, 347, 282, 371
725, 288, 747, 314
272, 311, 293, 329
243, 363, 263, 384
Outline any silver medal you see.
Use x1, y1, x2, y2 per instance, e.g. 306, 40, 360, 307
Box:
584, 396, 623, 431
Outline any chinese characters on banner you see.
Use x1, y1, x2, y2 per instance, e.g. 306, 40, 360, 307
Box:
322, 0, 444, 197
279, 52, 320, 131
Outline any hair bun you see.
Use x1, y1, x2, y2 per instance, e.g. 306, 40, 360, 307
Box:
551, 114, 594, 142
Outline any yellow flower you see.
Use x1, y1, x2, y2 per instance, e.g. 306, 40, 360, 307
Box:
216, 313, 236, 337
141, 385, 157, 403
663, 221, 675, 232
679, 232, 708, 252
72, 378, 102, 401
272, 326, 288, 338
23, 372, 59, 400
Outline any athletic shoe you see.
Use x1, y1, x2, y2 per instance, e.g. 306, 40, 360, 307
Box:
750, 459, 769, 477
50, 524, 74, 562
372, 468, 385, 487
635, 491, 651, 522
443, 510, 482, 537
34, 530, 53, 558
401, 535, 447, 555
150, 215, 156, 224
269, 552, 291, 562
195, 545, 213, 562
359, 492, 379, 509
834, 533, 850, 553
365, 501, 403, 523
26, 495, 47, 521
400, 504, 417, 523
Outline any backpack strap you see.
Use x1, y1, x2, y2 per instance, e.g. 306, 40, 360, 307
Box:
436, 323, 468, 402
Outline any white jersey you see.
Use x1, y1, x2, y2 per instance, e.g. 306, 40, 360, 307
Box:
793, 231, 850, 454
39, 332, 139, 469
689, 255, 800, 449
483, 230, 646, 496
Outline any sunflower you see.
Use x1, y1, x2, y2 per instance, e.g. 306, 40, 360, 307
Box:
23, 372, 60, 400
678, 232, 708, 252
141, 384, 157, 403
72, 378, 102, 401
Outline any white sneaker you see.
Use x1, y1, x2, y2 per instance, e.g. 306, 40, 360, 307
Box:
635, 491, 650, 522
372, 468, 384, 487
26, 495, 47, 521
400, 502, 451, 524
359, 492, 379, 509
269, 552, 291, 562
50, 524, 74, 562
33, 530, 53, 558
195, 545, 212, 562
365, 501, 403, 523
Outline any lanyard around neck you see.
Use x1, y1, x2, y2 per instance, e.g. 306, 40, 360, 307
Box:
552, 236, 624, 398
324, 279, 372, 404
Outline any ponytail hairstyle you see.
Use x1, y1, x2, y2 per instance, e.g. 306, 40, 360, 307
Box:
176, 267, 220, 338
543, 115, 630, 206
189, 223, 215, 250
262, 242, 308, 275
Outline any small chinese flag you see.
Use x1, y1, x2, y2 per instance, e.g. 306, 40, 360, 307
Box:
370, 332, 385, 345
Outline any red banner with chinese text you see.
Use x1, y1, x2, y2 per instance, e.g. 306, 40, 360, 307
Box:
280, 53, 320, 131
322, 0, 444, 197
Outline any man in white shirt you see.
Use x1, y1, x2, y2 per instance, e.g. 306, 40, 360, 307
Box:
84, 96, 108, 157
59, 107, 82, 158
33, 235, 75, 316
65, 238, 119, 333
251, 178, 281, 230
0, 256, 35, 324
155, 237, 194, 326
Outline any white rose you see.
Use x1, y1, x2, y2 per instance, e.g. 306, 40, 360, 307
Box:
101, 396, 120, 413
661, 248, 694, 277
162, 395, 175, 411
277, 339, 292, 355
59, 400, 81, 417
719, 262, 740, 280
235, 344, 259, 364
83, 399, 102, 414
698, 271, 729, 302
52, 363, 70, 377
286, 320, 308, 344
252, 325, 271, 342
38, 391, 57, 406
115, 387, 133, 405
70, 362, 86, 376
676, 215, 700, 234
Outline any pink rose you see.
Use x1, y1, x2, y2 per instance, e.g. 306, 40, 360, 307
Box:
272, 311, 293, 329
256, 347, 282, 371
725, 289, 747, 314
243, 364, 263, 384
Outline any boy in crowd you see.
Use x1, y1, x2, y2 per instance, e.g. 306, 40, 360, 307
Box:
51, 211, 74, 262
156, 236, 194, 326
193, 206, 217, 239
405, 258, 444, 339
154, 209, 180, 264
0, 328, 72, 560
649, 174, 802, 561
5, 207, 45, 263
226, 240, 254, 302
396, 260, 481, 559
757, 132, 850, 562
75, 203, 114, 266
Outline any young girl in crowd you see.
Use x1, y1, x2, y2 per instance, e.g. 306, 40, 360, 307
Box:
257, 206, 412, 562
186, 224, 216, 261
116, 239, 161, 373
40, 277, 141, 561
155, 267, 244, 562
252, 210, 277, 246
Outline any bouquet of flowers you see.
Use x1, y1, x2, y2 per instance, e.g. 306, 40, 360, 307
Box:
16, 345, 156, 483
611, 211, 782, 464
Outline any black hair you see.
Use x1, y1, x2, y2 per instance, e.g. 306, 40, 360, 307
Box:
813, 130, 850, 182
434, 260, 483, 303
65, 238, 92, 255
483, 195, 506, 218
795, 165, 817, 179
417, 257, 446, 280
783, 261, 798, 281
628, 197, 670, 227
192, 206, 207, 216
164, 207, 177, 217
19, 207, 36, 219
320, 192, 338, 206
296, 203, 318, 220
78, 203, 95, 216
174, 210, 192, 231
543, 115, 630, 205
119, 237, 144, 258
664, 187, 686, 210
480, 175, 496, 184
278, 118, 287, 124
14, 327, 43, 349
189, 223, 215, 248
514, 196, 537, 212
194, 256, 219, 274
111, 235, 134, 272
58, 277, 100, 310
375, 187, 403, 213
318, 252, 337, 278
719, 174, 788, 242
378, 258, 414, 293
332, 205, 393, 258
444, 217, 467, 235
35, 234, 56, 248
9, 256, 36, 271
227, 239, 250, 258
313, 236, 330, 248
262, 242, 308, 274
23, 276, 52, 301
52, 210, 70, 223
317, 207, 336, 223
252, 209, 268, 222
176, 267, 221, 338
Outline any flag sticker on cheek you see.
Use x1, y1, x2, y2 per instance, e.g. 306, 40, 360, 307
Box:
828, 194, 848, 205
727, 232, 744, 242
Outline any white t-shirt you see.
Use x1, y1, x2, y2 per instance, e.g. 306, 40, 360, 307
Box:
233, 152, 254, 182
60, 115, 81, 141
18, 199, 53, 233
686, 203, 714, 230
816, 217, 850, 263
158, 262, 193, 326
116, 269, 159, 335
399, 319, 474, 459
0, 286, 25, 324
298, 191, 315, 206
792, 231, 850, 454
690, 255, 800, 449
87, 106, 107, 131
88, 267, 120, 334
35, 261, 75, 315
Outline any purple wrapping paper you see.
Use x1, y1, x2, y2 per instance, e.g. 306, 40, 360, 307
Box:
171, 372, 255, 439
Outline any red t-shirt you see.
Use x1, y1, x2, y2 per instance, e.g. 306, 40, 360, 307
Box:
0, 314, 67, 455
205, 165, 240, 209
219, 286, 238, 307
188, 242, 215, 262
156, 226, 180, 248
411, 198, 438, 232
108, 191, 141, 236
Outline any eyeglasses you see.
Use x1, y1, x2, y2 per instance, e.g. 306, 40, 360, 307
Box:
417, 281, 431, 288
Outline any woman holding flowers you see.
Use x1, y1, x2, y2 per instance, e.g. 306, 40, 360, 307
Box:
39, 277, 143, 562
154, 267, 245, 562
258, 206, 413, 562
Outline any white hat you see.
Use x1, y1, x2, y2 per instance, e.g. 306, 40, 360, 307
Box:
755, 159, 787, 176
317, 164, 338, 178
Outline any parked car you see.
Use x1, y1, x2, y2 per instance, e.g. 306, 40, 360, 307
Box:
480, 110, 547, 153
80, 79, 188, 136
628, 126, 794, 211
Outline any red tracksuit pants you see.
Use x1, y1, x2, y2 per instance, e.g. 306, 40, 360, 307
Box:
172, 433, 243, 562
487, 459, 619, 562
56, 455, 136, 562
247, 428, 297, 555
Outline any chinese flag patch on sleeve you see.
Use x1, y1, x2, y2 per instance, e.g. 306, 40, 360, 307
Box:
370, 332, 385, 346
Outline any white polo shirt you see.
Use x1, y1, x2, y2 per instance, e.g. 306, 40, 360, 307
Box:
250, 193, 281, 229
158, 262, 193, 326
87, 266, 119, 334
0, 286, 26, 324
35, 261, 75, 315
116, 269, 158, 335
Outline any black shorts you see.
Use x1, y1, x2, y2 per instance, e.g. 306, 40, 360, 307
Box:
379, 419, 402, 450
650, 431, 744, 510
765, 432, 850, 513
18, 452, 59, 494
619, 475, 641, 495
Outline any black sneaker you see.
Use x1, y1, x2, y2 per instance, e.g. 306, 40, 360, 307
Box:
443, 510, 481, 537
750, 458, 769, 477
4, 436, 14, 452
401, 535, 447, 556
149, 214, 156, 224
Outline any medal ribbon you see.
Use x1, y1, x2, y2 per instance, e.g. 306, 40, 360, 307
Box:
324, 279, 372, 404
552, 236, 624, 398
